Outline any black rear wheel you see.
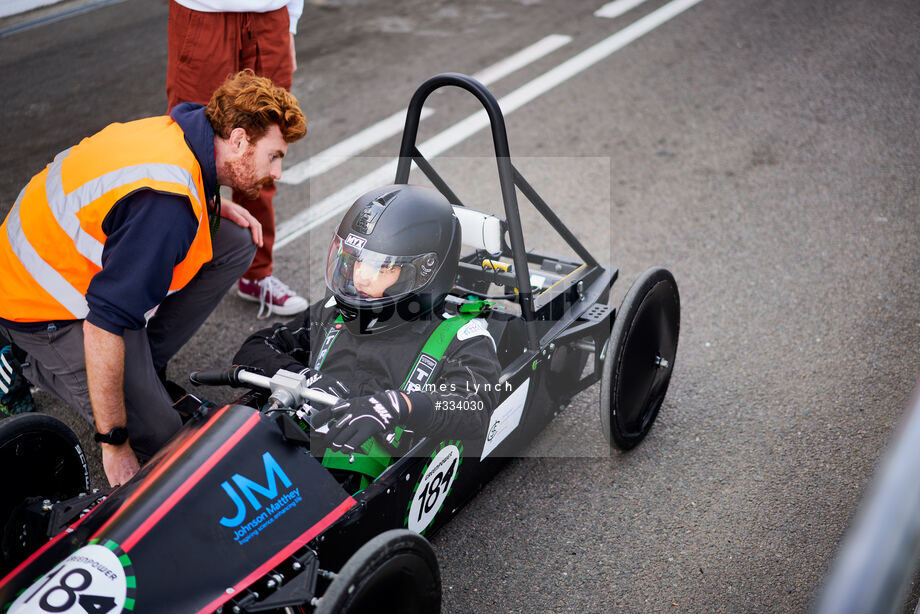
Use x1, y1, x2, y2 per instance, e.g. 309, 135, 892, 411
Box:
313, 529, 440, 614
0, 413, 89, 575
600, 267, 680, 450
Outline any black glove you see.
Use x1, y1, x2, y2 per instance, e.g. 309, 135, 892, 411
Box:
298, 367, 350, 399
321, 391, 410, 453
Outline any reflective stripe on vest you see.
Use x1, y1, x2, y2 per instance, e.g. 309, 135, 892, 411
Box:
0, 116, 212, 322
39, 148, 204, 266
5, 188, 89, 318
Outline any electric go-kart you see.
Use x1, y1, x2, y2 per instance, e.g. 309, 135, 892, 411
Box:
0, 74, 680, 613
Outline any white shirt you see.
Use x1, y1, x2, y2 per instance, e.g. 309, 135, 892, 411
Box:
173, 1, 304, 34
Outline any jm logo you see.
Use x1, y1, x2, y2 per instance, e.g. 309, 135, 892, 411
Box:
219, 452, 292, 528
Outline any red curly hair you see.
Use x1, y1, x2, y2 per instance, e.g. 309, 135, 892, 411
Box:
206, 69, 306, 143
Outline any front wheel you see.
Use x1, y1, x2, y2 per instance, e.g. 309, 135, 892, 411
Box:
0, 413, 89, 575
313, 529, 441, 614
600, 267, 680, 450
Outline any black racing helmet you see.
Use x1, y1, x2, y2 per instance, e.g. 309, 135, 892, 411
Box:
325, 184, 461, 334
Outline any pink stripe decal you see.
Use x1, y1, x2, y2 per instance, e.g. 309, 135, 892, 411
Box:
90, 405, 231, 542
196, 497, 356, 614
2, 407, 236, 591
121, 411, 261, 553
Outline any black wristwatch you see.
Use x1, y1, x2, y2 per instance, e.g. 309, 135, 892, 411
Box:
94, 426, 129, 446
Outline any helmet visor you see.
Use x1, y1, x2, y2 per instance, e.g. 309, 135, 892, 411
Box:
325, 233, 440, 302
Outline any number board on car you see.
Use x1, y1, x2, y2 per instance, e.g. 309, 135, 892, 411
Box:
406, 441, 463, 534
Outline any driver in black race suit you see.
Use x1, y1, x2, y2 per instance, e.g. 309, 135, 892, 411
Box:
233, 185, 500, 452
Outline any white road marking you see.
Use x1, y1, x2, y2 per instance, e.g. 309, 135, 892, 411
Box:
594, 0, 648, 19
276, 162, 400, 248
1, 0, 60, 19
470, 33, 572, 88
278, 108, 434, 186
278, 34, 572, 186
0, 0, 127, 37
276, 0, 704, 249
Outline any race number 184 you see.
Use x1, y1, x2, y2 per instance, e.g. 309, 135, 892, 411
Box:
415, 457, 457, 522
17, 565, 117, 613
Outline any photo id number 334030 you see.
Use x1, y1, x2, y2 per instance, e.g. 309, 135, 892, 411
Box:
433, 399, 484, 411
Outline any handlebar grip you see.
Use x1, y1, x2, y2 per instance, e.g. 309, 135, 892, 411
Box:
301, 387, 342, 407
189, 366, 245, 387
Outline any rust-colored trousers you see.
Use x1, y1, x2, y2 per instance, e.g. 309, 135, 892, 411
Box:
167, 1, 294, 279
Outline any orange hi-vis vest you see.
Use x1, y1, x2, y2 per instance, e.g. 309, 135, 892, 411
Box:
0, 116, 213, 323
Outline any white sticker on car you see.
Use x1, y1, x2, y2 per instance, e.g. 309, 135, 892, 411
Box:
10, 543, 131, 614
480, 378, 530, 460
407, 443, 461, 534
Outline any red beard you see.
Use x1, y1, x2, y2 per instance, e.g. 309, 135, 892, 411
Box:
223, 147, 272, 201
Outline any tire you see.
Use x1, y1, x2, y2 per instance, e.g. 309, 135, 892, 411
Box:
600, 267, 680, 450
314, 529, 441, 614
0, 413, 89, 575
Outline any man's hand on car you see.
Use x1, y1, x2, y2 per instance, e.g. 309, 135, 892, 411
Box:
101, 443, 140, 487
321, 391, 411, 453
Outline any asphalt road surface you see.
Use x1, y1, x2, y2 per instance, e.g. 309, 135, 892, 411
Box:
1, 0, 919, 611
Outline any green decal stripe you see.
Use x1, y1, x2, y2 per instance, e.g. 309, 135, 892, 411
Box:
88, 538, 101, 545
99, 540, 138, 605
389, 425, 404, 448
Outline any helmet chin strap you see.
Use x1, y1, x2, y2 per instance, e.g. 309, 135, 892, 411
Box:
334, 293, 428, 336
334, 297, 359, 321
334, 299, 393, 334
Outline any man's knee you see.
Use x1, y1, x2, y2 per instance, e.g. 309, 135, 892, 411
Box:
6, 324, 94, 422
212, 218, 258, 274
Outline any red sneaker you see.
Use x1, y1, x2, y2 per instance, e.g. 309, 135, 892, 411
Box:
237, 276, 309, 318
